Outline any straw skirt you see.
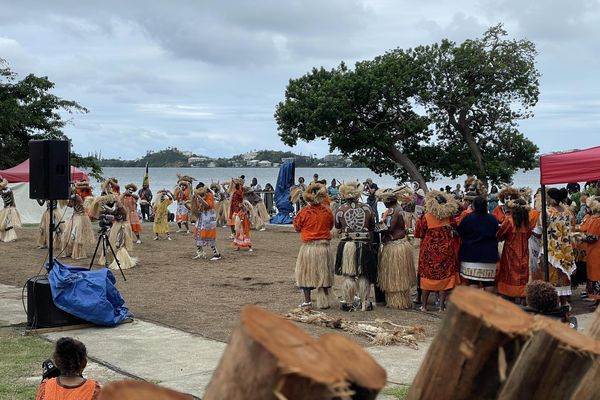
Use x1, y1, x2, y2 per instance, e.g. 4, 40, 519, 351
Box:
0, 207, 22, 242
295, 240, 333, 289
378, 238, 416, 309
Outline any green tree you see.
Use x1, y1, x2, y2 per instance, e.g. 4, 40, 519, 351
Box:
275, 54, 435, 190
0, 60, 102, 180
410, 24, 540, 185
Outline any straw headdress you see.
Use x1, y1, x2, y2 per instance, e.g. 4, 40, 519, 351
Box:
587, 196, 600, 214
519, 187, 533, 204
125, 183, 138, 192
210, 182, 221, 192
498, 186, 520, 203
89, 193, 119, 219
506, 198, 532, 211
290, 187, 303, 204
176, 174, 194, 184
376, 186, 414, 204
424, 190, 459, 220
194, 186, 209, 197
463, 176, 487, 200
303, 182, 328, 205
338, 181, 363, 200
101, 177, 119, 194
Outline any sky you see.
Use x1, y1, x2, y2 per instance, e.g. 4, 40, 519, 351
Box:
1, 0, 599, 160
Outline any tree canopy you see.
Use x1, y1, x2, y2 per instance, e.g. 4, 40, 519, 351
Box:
0, 60, 102, 180
275, 25, 540, 189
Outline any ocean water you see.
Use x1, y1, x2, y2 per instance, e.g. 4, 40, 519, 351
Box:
97, 167, 542, 194
95, 167, 543, 214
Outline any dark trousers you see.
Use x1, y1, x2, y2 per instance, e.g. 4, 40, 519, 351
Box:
141, 204, 151, 221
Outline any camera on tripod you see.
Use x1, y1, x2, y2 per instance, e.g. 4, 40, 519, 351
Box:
98, 214, 114, 230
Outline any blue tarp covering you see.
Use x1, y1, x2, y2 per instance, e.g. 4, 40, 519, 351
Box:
270, 161, 295, 224
46, 259, 132, 326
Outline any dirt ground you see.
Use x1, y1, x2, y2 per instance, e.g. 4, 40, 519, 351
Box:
0, 224, 442, 345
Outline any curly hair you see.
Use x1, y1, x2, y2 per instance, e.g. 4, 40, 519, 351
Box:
53, 337, 87, 376
526, 280, 559, 313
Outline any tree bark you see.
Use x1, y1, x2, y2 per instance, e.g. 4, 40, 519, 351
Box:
204, 305, 352, 400
407, 287, 535, 400
318, 333, 387, 400
498, 317, 600, 400
387, 145, 428, 192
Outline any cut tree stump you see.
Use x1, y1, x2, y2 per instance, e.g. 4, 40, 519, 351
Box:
98, 380, 192, 400
568, 305, 600, 400
319, 333, 387, 400
203, 305, 352, 400
498, 317, 600, 400
407, 286, 535, 400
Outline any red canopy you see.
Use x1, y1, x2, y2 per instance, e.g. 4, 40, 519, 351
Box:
0, 159, 89, 183
539, 146, 600, 185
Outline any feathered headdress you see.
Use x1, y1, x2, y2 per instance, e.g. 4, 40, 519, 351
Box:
498, 186, 520, 203
425, 190, 459, 220
464, 176, 487, 200
338, 181, 363, 200
89, 194, 119, 219
303, 182, 328, 205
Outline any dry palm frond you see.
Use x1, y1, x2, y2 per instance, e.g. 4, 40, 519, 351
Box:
284, 309, 426, 349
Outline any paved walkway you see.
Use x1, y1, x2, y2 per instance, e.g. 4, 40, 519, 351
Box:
1, 283, 595, 398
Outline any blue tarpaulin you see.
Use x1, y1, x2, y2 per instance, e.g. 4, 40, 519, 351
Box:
46, 259, 132, 326
270, 161, 295, 224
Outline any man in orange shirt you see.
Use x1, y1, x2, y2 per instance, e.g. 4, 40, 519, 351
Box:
293, 182, 335, 309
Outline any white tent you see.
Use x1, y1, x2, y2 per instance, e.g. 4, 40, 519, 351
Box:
0, 159, 89, 224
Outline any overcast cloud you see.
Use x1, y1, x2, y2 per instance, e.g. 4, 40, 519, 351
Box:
1, 0, 599, 159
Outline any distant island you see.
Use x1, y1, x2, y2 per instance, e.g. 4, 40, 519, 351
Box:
96, 148, 361, 168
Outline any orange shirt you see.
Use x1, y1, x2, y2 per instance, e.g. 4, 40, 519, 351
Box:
293, 204, 334, 242
582, 215, 600, 281
37, 377, 100, 400
493, 206, 506, 223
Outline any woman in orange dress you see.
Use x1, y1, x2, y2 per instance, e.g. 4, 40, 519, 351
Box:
192, 185, 221, 261
233, 200, 253, 251
415, 190, 459, 311
581, 196, 600, 304
496, 198, 533, 303
121, 183, 142, 244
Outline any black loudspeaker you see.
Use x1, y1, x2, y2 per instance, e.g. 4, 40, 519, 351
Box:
29, 140, 71, 200
27, 277, 87, 328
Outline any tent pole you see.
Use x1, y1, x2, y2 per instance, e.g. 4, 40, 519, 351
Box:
541, 185, 549, 281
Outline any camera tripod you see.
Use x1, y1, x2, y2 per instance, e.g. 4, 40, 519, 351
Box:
89, 226, 127, 281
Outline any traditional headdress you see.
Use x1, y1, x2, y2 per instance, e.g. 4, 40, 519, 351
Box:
463, 176, 487, 200
498, 186, 520, 203
74, 180, 90, 189
375, 186, 414, 204
177, 178, 191, 188
303, 182, 328, 205
290, 187, 303, 204
89, 193, 119, 219
0, 177, 7, 189
176, 174, 194, 184
338, 181, 363, 200
519, 187, 533, 204
194, 186, 208, 197
587, 196, 600, 214
506, 197, 532, 211
210, 182, 222, 192
101, 177, 119, 194
125, 183, 138, 192
424, 190, 458, 220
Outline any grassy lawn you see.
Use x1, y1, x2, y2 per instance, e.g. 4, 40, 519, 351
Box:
0, 328, 53, 400
382, 385, 410, 399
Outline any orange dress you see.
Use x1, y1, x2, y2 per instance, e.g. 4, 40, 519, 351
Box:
496, 216, 533, 297
194, 193, 217, 245
121, 194, 141, 233
455, 208, 473, 225
493, 206, 506, 223
581, 215, 600, 299
233, 209, 252, 248
415, 214, 459, 291
37, 377, 100, 400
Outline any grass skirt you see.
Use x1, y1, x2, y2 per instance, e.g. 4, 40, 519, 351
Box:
378, 239, 416, 309
295, 240, 333, 289
251, 201, 269, 230
37, 209, 63, 249
334, 240, 378, 283
0, 207, 22, 242
61, 213, 94, 259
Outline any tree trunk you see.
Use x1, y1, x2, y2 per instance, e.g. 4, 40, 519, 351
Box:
407, 287, 534, 400
387, 145, 429, 192
318, 333, 387, 400
498, 317, 600, 400
449, 111, 488, 187
204, 305, 352, 400
568, 305, 600, 399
